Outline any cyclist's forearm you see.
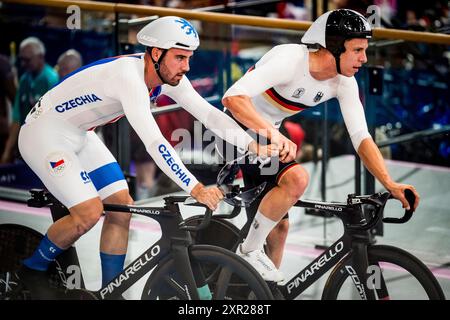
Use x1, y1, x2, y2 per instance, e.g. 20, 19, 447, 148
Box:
357, 137, 395, 190
222, 95, 277, 139
145, 137, 199, 194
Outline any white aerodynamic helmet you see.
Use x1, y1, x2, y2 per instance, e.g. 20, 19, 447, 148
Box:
301, 9, 372, 74
137, 16, 199, 51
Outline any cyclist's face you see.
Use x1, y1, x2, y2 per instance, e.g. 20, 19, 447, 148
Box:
159, 48, 193, 86
339, 39, 368, 77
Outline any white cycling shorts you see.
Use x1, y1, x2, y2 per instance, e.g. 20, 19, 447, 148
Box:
18, 115, 128, 209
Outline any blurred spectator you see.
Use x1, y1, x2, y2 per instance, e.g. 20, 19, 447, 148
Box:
275, 1, 309, 20
166, 0, 223, 9
332, 0, 373, 15
39, 7, 68, 28
394, 0, 449, 32
1, 37, 58, 163
56, 49, 83, 78
100, 0, 221, 7
0, 54, 17, 153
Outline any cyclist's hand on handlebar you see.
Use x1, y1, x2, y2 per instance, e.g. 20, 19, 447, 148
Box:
388, 183, 420, 211
270, 131, 297, 163
247, 141, 279, 159
190, 183, 224, 211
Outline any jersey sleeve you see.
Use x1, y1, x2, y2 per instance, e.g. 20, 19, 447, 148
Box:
107, 66, 199, 194
162, 76, 254, 153
223, 45, 301, 98
336, 76, 371, 151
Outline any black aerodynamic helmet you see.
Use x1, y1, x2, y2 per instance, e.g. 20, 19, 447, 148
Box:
301, 9, 372, 74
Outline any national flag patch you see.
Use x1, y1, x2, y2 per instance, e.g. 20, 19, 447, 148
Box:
50, 159, 65, 169
45, 152, 71, 177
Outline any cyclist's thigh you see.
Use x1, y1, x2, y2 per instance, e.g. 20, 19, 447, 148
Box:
77, 131, 128, 201
18, 118, 100, 208
242, 164, 272, 221
241, 159, 294, 221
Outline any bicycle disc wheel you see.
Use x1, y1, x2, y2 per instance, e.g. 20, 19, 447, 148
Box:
0, 224, 42, 299
141, 245, 274, 300
183, 216, 277, 299
184, 216, 241, 250
322, 245, 445, 300
0, 224, 43, 272
0, 224, 71, 300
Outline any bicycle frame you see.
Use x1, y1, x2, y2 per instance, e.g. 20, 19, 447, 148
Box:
273, 192, 412, 300
96, 203, 194, 299
280, 229, 375, 300
99, 197, 211, 300
202, 190, 414, 300
27, 190, 211, 300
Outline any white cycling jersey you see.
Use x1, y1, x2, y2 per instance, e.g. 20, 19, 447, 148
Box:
19, 53, 254, 208
224, 44, 371, 150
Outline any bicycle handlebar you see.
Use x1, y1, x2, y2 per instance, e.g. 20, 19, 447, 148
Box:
382, 189, 415, 224
180, 206, 213, 232
345, 193, 390, 231
172, 188, 417, 233
346, 189, 416, 230
167, 197, 213, 232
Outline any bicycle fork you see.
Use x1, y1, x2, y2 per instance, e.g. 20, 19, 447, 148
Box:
171, 240, 202, 300
348, 241, 378, 300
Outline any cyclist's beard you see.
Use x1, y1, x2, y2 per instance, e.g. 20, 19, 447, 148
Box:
158, 61, 185, 86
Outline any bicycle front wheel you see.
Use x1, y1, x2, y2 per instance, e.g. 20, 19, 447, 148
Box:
141, 244, 274, 300
322, 245, 445, 300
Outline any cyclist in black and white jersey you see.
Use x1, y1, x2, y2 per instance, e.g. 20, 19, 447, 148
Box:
15, 16, 276, 296
221, 9, 420, 282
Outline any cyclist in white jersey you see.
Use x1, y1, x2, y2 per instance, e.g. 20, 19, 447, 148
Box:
221, 9, 420, 282
16, 16, 276, 296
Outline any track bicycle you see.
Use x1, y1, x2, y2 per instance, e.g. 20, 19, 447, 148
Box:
0, 188, 274, 300
182, 159, 446, 300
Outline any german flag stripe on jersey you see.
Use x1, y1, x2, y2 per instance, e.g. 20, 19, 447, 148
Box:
246, 65, 309, 113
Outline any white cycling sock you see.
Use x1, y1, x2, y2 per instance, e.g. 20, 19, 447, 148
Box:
241, 211, 278, 253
